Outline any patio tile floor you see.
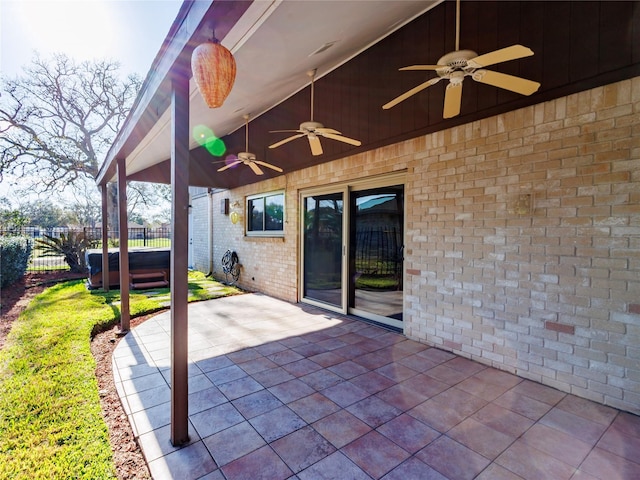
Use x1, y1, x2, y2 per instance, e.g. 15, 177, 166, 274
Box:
112, 294, 640, 479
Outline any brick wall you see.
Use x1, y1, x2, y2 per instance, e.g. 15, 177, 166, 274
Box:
404, 78, 640, 414
205, 77, 639, 414
211, 180, 297, 300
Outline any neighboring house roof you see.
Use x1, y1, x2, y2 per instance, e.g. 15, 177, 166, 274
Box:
358, 196, 398, 213
95, 222, 145, 229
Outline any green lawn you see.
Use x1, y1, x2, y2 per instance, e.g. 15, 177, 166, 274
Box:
126, 238, 171, 248
0, 271, 240, 479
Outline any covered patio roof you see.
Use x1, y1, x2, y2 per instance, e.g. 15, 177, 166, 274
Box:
96, 0, 439, 190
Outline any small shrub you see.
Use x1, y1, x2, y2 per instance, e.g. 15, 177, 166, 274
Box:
0, 236, 33, 288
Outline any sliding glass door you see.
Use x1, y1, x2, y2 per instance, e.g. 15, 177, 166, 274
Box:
349, 185, 404, 329
300, 174, 405, 329
302, 191, 345, 310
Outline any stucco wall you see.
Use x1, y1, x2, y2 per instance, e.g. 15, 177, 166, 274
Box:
206, 77, 639, 414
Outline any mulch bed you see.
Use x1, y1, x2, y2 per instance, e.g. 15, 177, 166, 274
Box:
1, 272, 154, 479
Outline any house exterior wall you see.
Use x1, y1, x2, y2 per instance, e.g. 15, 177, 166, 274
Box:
403, 78, 640, 415
189, 188, 211, 273
211, 182, 298, 300
205, 77, 640, 414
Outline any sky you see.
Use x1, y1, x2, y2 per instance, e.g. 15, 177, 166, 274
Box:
0, 0, 182, 78
0, 0, 182, 210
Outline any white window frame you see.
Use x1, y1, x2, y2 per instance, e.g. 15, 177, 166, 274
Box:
246, 190, 285, 237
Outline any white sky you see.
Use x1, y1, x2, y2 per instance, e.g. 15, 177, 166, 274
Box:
0, 0, 182, 207
0, 0, 182, 78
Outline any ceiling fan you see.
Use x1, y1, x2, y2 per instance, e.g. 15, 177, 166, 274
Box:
383, 0, 540, 118
217, 114, 283, 176
269, 69, 362, 156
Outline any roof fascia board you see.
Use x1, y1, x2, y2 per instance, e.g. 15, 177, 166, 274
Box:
122, 0, 280, 174
96, 0, 252, 186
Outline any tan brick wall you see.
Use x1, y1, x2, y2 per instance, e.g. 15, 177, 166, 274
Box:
204, 77, 639, 414
211, 177, 298, 301
403, 77, 640, 414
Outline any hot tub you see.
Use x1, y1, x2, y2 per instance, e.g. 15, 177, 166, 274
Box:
85, 247, 171, 289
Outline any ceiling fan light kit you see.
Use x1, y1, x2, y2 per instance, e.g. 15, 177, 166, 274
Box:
383, 0, 540, 118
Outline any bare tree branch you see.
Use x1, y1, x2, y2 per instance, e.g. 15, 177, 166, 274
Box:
0, 53, 141, 193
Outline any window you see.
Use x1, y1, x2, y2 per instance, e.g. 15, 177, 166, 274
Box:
246, 191, 284, 236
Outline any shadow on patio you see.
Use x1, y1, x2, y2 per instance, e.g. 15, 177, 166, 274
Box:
112, 294, 640, 480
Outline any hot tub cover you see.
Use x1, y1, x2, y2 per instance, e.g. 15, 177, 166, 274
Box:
86, 248, 171, 276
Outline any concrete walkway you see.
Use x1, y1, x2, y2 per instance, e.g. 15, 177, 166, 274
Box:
112, 294, 640, 479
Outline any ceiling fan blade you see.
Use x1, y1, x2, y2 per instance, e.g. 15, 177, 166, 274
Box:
399, 65, 445, 71
217, 159, 242, 172
248, 161, 264, 175
254, 160, 283, 173
315, 127, 341, 135
382, 77, 442, 110
270, 129, 303, 133
321, 132, 362, 147
308, 135, 323, 156
443, 81, 463, 119
473, 69, 540, 96
269, 133, 305, 149
467, 44, 534, 69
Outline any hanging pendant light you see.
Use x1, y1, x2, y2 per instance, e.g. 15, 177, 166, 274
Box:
191, 35, 236, 108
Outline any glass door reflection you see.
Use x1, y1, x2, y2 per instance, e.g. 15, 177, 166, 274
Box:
302, 192, 344, 309
350, 185, 403, 326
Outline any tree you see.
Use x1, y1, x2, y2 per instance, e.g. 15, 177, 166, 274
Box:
0, 53, 142, 228
19, 199, 71, 229
0, 197, 28, 233
64, 181, 171, 228
126, 181, 172, 225
66, 193, 102, 229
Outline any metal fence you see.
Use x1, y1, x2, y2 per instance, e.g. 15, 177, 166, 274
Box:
354, 226, 402, 277
0, 226, 171, 272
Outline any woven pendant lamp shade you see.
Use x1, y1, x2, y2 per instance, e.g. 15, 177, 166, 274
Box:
191, 40, 236, 108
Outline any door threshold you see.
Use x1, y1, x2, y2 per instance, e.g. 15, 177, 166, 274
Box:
349, 307, 403, 331
348, 309, 403, 333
